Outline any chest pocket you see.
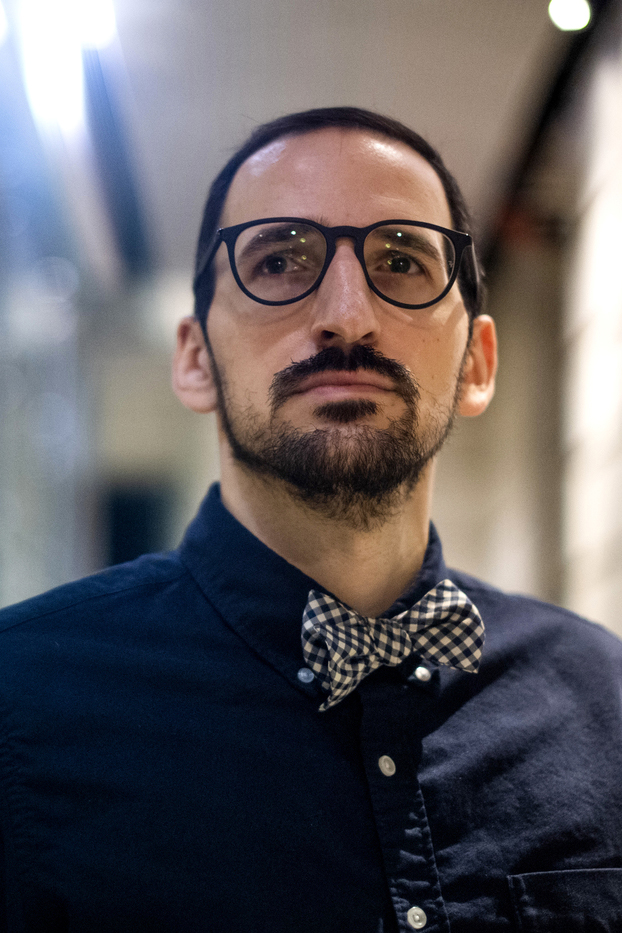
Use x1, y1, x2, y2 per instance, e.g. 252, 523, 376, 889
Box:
508, 868, 622, 932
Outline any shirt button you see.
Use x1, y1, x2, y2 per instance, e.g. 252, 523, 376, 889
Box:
414, 666, 432, 682
378, 755, 396, 776
297, 668, 315, 683
407, 906, 427, 929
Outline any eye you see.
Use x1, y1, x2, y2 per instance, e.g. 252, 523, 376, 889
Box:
262, 254, 289, 275
385, 253, 420, 274
254, 249, 306, 277
377, 250, 425, 276
253, 246, 319, 280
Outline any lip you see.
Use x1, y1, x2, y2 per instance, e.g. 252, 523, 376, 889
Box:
292, 371, 395, 397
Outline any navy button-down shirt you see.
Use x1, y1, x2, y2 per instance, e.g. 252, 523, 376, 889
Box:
0, 484, 621, 931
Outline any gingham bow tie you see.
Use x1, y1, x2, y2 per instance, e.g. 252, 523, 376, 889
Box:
301, 579, 484, 711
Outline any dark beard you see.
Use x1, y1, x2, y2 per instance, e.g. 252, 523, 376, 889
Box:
207, 343, 459, 529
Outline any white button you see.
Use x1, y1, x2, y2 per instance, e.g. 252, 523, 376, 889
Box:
407, 905, 427, 929
414, 666, 432, 682
378, 755, 396, 776
297, 668, 314, 683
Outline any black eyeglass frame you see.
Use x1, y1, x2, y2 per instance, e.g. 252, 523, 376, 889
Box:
199, 217, 473, 310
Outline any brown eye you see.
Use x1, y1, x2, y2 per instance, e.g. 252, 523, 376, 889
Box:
387, 256, 413, 274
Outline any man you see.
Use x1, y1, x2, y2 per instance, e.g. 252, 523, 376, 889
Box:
0, 107, 620, 932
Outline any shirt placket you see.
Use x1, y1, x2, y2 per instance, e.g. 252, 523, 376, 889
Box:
358, 676, 449, 933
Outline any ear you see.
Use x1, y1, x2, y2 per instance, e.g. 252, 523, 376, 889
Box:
458, 314, 497, 417
172, 316, 219, 414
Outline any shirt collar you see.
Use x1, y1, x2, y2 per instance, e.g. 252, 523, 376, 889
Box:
179, 483, 449, 689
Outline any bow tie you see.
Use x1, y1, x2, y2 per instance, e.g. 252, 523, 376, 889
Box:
301, 580, 484, 711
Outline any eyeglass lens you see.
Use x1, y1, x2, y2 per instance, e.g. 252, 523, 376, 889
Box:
232, 221, 456, 306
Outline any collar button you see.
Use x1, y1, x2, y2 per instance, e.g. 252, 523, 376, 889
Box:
378, 755, 396, 776
407, 906, 427, 929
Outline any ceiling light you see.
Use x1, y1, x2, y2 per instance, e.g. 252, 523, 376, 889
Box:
18, 0, 84, 133
548, 0, 592, 31
16, 0, 117, 133
72, 0, 117, 50
0, 1, 8, 46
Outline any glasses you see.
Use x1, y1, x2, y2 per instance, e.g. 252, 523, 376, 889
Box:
201, 217, 472, 310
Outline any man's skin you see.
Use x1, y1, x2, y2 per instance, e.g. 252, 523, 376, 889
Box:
173, 128, 498, 617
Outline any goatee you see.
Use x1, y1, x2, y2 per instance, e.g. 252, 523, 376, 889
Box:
207, 343, 460, 529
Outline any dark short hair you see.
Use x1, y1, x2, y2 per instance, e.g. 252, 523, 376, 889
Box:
193, 106, 483, 328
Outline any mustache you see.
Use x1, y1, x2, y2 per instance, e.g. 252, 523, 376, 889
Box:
269, 345, 419, 411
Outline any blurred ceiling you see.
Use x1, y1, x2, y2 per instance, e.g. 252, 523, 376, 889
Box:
2, 0, 582, 283
110, 0, 572, 273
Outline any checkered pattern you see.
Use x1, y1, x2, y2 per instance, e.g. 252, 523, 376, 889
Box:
301, 579, 484, 711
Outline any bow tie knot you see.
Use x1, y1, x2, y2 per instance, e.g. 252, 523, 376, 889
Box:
302, 580, 484, 711
320, 616, 413, 671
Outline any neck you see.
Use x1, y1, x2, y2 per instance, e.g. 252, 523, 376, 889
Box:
218, 447, 435, 617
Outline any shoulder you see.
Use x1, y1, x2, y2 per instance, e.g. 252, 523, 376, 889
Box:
447, 567, 622, 668
0, 551, 190, 637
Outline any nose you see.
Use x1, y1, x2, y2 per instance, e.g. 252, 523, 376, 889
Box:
309, 239, 380, 348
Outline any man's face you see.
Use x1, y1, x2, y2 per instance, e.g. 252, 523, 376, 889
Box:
204, 128, 474, 522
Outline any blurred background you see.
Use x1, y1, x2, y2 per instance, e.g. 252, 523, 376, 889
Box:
1, 0, 621, 637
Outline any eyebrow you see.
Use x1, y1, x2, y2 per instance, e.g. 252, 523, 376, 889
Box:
235, 221, 446, 268
237, 224, 316, 261
366, 228, 442, 263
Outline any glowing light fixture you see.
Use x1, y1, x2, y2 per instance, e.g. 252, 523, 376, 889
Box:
548, 0, 591, 31
18, 0, 84, 133
16, 0, 117, 133
74, 0, 117, 50
0, 2, 8, 46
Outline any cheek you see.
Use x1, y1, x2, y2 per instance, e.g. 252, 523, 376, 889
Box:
208, 295, 319, 391
395, 323, 469, 403
207, 315, 292, 407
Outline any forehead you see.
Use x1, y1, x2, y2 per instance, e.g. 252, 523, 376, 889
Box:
221, 128, 453, 230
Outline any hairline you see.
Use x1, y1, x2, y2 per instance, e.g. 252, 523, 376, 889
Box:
220, 126, 454, 228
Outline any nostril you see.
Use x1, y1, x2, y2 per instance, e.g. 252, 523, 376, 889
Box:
318, 331, 376, 349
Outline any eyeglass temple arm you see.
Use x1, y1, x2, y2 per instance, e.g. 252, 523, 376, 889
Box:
194, 230, 224, 290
